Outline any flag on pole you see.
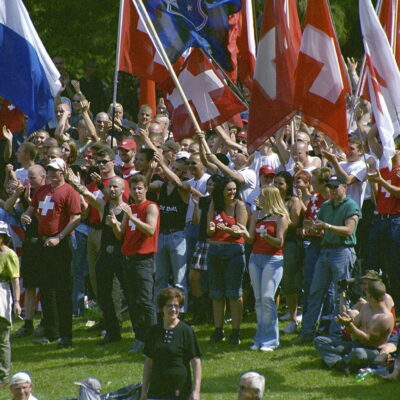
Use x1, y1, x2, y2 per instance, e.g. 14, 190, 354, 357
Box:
379, 0, 400, 66
119, 0, 175, 83
0, 0, 61, 133
146, 0, 242, 71
236, 0, 256, 91
360, 0, 400, 135
366, 55, 396, 169
293, 0, 350, 152
247, 0, 301, 154
165, 49, 246, 140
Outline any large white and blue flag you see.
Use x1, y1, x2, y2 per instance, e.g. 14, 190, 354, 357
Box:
0, 0, 61, 133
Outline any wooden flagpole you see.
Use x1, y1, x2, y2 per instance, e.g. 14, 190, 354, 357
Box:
133, 0, 202, 133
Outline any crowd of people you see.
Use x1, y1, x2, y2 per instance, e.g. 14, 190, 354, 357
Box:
1, 55, 400, 398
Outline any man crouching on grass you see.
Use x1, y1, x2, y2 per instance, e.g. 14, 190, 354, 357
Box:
314, 280, 394, 374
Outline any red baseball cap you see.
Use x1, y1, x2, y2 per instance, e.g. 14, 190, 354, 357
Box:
118, 138, 137, 150
236, 131, 248, 140
259, 165, 276, 176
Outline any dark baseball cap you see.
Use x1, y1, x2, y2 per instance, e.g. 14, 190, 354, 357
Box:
326, 174, 346, 187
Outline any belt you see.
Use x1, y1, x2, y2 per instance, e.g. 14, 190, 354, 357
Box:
160, 228, 183, 234
375, 213, 400, 220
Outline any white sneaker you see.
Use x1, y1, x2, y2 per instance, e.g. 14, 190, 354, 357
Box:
260, 345, 274, 352
283, 321, 298, 334
296, 314, 303, 323
249, 344, 259, 351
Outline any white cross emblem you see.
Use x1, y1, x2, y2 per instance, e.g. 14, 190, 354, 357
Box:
38, 195, 55, 216
311, 203, 318, 214
128, 214, 138, 231
256, 225, 267, 235
381, 180, 391, 198
168, 68, 224, 123
93, 190, 104, 200
7, 104, 15, 110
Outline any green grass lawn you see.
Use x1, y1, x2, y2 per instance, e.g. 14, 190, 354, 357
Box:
5, 314, 400, 400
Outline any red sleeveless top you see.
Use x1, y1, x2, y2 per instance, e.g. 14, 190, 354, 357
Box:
121, 200, 159, 256
210, 211, 244, 244
252, 217, 283, 255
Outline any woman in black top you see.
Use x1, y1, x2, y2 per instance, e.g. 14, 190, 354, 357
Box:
140, 288, 202, 400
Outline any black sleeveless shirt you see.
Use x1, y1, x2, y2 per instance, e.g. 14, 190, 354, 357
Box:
158, 183, 188, 232
100, 202, 124, 250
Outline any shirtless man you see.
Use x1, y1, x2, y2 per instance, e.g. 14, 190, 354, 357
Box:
314, 280, 394, 373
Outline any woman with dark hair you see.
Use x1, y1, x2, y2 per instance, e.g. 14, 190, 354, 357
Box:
0, 222, 21, 386
274, 171, 303, 334
189, 174, 221, 324
206, 177, 248, 345
140, 288, 201, 400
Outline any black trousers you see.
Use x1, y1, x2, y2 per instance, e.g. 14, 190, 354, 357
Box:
39, 238, 72, 340
96, 247, 130, 336
125, 254, 157, 342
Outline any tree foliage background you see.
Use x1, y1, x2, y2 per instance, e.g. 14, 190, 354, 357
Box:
24, 0, 364, 92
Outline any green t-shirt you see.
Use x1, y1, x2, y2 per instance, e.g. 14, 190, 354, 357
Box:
0, 249, 20, 281
317, 196, 360, 247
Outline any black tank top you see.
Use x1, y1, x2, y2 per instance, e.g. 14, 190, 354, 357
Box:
100, 202, 124, 249
158, 182, 188, 232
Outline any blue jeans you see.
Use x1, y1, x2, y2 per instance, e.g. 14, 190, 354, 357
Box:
366, 216, 400, 307
300, 246, 356, 338
207, 243, 245, 298
248, 253, 283, 348
71, 230, 88, 316
155, 231, 187, 310
303, 238, 334, 318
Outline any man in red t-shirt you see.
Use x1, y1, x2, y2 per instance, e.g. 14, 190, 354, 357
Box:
117, 138, 137, 180
109, 174, 159, 354
21, 158, 81, 348
367, 132, 400, 308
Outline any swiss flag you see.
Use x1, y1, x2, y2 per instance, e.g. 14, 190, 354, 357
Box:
227, 0, 256, 92
360, 0, 400, 136
165, 49, 246, 140
293, 0, 350, 152
119, 0, 181, 83
379, 0, 400, 67
366, 54, 395, 169
247, 0, 301, 154
0, 98, 24, 133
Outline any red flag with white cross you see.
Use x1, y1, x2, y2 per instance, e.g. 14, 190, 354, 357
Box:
247, 0, 301, 153
164, 48, 246, 140
293, 0, 350, 152
119, 0, 182, 83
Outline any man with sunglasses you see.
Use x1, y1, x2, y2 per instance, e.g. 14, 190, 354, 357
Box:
293, 174, 360, 343
21, 158, 81, 348
85, 146, 129, 303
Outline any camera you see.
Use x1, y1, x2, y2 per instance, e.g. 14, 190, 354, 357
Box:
337, 278, 355, 293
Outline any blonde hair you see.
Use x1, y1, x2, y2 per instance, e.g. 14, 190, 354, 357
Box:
260, 186, 290, 223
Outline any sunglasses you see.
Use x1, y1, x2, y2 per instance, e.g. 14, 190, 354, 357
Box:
97, 159, 111, 165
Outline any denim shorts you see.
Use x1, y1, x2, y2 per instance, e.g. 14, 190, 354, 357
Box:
207, 243, 245, 299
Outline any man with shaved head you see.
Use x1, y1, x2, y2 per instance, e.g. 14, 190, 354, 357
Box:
66, 173, 131, 344
15, 164, 46, 337
94, 112, 111, 141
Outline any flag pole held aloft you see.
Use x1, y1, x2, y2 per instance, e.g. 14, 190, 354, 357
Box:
133, 0, 202, 133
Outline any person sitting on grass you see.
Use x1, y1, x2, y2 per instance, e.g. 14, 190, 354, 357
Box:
8, 372, 38, 400
314, 280, 394, 374
237, 371, 265, 400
